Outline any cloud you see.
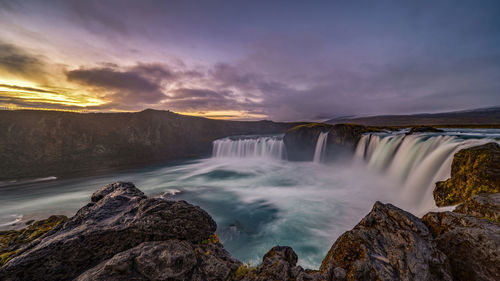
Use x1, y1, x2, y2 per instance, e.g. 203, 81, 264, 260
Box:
165, 88, 253, 112
66, 64, 169, 105
0, 43, 48, 81
0, 84, 56, 94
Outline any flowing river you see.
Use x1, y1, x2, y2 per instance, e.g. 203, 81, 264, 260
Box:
0, 129, 499, 268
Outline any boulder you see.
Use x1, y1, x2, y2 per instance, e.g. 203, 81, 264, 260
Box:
238, 246, 327, 281
454, 193, 500, 222
422, 210, 500, 281
434, 142, 500, 206
75, 240, 241, 281
0, 182, 217, 281
319, 202, 452, 281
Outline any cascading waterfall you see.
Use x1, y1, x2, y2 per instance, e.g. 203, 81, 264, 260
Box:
355, 131, 499, 214
212, 135, 286, 159
313, 132, 329, 163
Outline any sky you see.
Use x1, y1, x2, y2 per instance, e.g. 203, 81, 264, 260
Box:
0, 0, 499, 121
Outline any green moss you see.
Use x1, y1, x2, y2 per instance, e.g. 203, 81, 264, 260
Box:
0, 215, 67, 266
434, 143, 500, 206
0, 250, 17, 266
232, 263, 256, 280
198, 234, 220, 245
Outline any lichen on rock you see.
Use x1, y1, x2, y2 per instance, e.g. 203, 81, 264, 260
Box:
0, 215, 67, 266
434, 142, 500, 206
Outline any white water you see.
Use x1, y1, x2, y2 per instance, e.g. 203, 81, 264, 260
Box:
313, 132, 328, 163
212, 135, 286, 159
355, 129, 500, 214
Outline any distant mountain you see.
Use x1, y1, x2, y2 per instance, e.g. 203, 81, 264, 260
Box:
325, 106, 500, 127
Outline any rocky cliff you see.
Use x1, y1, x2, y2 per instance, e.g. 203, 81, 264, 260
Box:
434, 142, 500, 206
2, 182, 498, 281
0, 110, 293, 181
283, 123, 384, 161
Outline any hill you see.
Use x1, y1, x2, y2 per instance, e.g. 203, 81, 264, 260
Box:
325, 106, 500, 127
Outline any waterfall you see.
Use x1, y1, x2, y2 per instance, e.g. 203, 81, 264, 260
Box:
313, 132, 329, 163
212, 135, 286, 159
355, 131, 499, 214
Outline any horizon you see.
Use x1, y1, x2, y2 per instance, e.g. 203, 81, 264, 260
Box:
1, 0, 499, 121
1, 104, 499, 123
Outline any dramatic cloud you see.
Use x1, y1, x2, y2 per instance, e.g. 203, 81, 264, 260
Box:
66, 65, 168, 106
0, 43, 48, 81
0, 0, 499, 120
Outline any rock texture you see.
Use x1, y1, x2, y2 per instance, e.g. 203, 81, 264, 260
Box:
0, 182, 220, 281
405, 126, 443, 135
0, 215, 67, 266
238, 246, 327, 281
454, 193, 500, 222
75, 240, 241, 281
320, 202, 452, 281
434, 142, 500, 206
0, 109, 292, 181
2, 182, 498, 281
422, 207, 500, 280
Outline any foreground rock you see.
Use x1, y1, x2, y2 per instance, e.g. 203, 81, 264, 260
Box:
2, 182, 498, 281
0, 215, 67, 266
454, 193, 500, 222
0, 182, 225, 280
434, 142, 500, 206
76, 240, 240, 281
423, 202, 500, 280
320, 202, 452, 281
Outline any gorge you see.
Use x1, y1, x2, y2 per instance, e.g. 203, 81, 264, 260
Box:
1, 120, 499, 275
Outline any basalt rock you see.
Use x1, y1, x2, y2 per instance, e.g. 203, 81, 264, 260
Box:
434, 142, 500, 206
405, 126, 443, 135
0, 182, 218, 281
0, 215, 67, 266
319, 202, 452, 281
283, 123, 382, 161
237, 246, 327, 281
2, 182, 497, 281
454, 193, 500, 222
75, 240, 241, 281
422, 208, 500, 281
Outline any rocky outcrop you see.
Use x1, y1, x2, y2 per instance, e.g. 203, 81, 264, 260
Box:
0, 109, 292, 181
2, 182, 498, 281
0, 182, 221, 280
283, 123, 383, 161
454, 193, 500, 222
283, 123, 332, 161
0, 215, 67, 266
320, 202, 452, 281
422, 194, 500, 281
406, 126, 444, 135
434, 142, 500, 206
75, 240, 241, 281
238, 246, 328, 281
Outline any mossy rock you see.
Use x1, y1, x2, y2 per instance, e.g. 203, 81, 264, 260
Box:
0, 215, 67, 266
434, 142, 500, 206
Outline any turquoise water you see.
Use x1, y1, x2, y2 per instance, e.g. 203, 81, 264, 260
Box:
0, 157, 393, 268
